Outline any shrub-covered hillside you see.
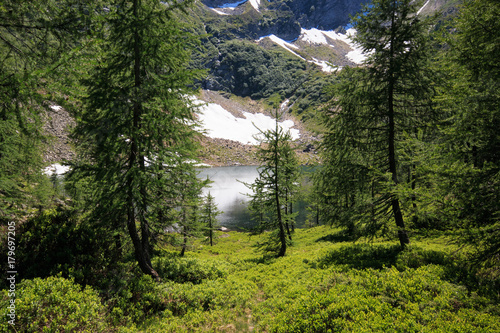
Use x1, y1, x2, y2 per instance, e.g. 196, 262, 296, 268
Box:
2, 226, 499, 332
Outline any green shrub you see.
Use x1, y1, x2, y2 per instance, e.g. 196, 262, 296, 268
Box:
153, 257, 230, 284
163, 277, 257, 317
315, 243, 402, 270
109, 274, 170, 325
396, 245, 450, 270
7, 208, 117, 287
262, 267, 500, 332
0, 276, 107, 332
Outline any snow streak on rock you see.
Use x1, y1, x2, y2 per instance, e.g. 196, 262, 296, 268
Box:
249, 0, 260, 12
43, 163, 70, 176
417, 0, 432, 15
257, 35, 305, 60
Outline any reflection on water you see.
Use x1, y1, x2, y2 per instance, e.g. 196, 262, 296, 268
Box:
197, 165, 308, 231
198, 166, 259, 231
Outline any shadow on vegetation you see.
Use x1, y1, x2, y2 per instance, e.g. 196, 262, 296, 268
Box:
314, 243, 500, 302
315, 243, 402, 270
315, 229, 359, 243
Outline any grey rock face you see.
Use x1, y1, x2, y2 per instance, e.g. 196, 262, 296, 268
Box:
201, 0, 366, 33
286, 0, 365, 30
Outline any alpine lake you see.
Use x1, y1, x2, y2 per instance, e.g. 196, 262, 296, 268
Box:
198, 165, 310, 231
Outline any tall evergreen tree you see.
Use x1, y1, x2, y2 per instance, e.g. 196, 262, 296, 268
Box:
246, 110, 300, 257
71, 0, 203, 280
436, 0, 500, 266
319, 0, 436, 248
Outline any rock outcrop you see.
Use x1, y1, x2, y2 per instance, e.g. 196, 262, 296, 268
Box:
42, 105, 75, 163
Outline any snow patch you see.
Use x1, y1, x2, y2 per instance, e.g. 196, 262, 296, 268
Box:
210, 8, 230, 15
219, 0, 247, 8
310, 58, 337, 73
346, 48, 366, 64
300, 28, 330, 45
249, 0, 260, 12
43, 163, 70, 176
196, 99, 300, 145
207, 0, 259, 12
280, 99, 290, 111
299, 28, 366, 65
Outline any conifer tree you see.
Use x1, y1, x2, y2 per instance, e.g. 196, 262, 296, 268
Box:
246, 110, 299, 257
71, 0, 203, 280
202, 192, 221, 246
319, 0, 436, 248
436, 0, 500, 266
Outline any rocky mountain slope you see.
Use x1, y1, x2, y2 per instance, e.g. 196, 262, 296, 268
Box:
190, 0, 457, 97
42, 0, 459, 169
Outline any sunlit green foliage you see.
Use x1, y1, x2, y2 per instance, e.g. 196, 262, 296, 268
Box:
0, 276, 107, 332
245, 110, 300, 257
201, 192, 222, 246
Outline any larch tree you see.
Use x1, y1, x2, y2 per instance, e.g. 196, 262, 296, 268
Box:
436, 0, 500, 266
202, 192, 221, 246
319, 0, 436, 248
246, 110, 300, 257
70, 0, 204, 280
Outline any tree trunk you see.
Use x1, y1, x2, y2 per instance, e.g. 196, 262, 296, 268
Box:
208, 206, 213, 246
316, 204, 319, 226
126, 0, 160, 281
284, 190, 292, 240
127, 196, 160, 281
388, 6, 409, 249
275, 122, 287, 257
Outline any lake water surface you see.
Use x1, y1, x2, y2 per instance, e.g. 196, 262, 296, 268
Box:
198, 165, 309, 231
198, 165, 258, 231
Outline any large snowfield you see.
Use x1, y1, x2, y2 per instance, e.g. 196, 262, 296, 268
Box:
196, 98, 300, 145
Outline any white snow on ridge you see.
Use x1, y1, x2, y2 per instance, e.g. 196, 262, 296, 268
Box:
311, 58, 337, 73
208, 0, 259, 13
299, 27, 366, 65
257, 35, 305, 61
210, 8, 230, 15
300, 28, 330, 45
197, 99, 300, 145
346, 48, 366, 64
219, 0, 247, 8
249, 0, 260, 12
299, 28, 355, 46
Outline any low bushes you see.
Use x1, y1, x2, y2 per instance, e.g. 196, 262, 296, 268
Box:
0, 276, 107, 332
153, 257, 231, 284
261, 266, 499, 332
